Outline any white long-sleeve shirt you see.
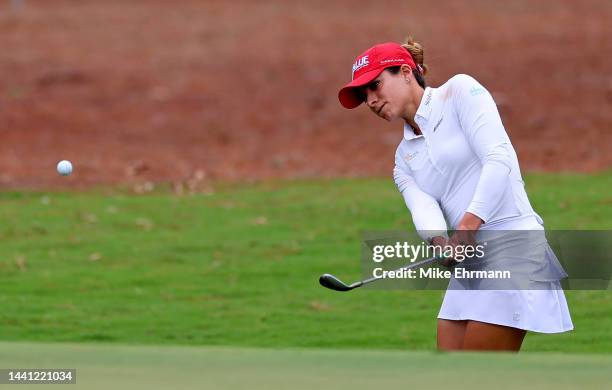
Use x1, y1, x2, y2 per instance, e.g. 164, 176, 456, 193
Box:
393, 74, 543, 240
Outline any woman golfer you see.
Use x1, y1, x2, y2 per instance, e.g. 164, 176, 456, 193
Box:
338, 38, 573, 351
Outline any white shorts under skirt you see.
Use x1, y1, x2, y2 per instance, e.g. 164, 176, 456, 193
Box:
437, 229, 574, 333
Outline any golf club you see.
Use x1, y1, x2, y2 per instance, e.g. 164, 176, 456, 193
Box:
319, 255, 442, 292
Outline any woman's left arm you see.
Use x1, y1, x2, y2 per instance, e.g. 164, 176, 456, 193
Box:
452, 74, 515, 229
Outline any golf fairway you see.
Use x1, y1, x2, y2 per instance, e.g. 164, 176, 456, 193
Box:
1, 342, 610, 389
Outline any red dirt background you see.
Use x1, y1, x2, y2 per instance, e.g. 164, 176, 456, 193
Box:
1, 0, 610, 189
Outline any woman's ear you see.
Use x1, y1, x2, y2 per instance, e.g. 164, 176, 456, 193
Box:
400, 64, 412, 82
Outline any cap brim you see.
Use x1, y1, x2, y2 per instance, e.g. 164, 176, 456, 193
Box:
338, 68, 384, 109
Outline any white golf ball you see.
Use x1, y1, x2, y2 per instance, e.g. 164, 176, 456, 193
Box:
57, 160, 73, 176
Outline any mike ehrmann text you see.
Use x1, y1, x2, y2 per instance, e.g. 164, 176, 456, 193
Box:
372, 268, 512, 279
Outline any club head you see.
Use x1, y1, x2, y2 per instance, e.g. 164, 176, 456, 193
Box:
319, 273, 355, 292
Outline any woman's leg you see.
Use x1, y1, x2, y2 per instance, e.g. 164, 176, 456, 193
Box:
462, 320, 526, 351
437, 319, 468, 351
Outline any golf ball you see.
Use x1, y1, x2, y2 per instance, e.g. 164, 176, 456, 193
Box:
57, 160, 73, 176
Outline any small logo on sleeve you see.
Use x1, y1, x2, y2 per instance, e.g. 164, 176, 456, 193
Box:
470, 86, 486, 96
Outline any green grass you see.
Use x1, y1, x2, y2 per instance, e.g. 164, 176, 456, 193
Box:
0, 173, 610, 352
1, 342, 611, 390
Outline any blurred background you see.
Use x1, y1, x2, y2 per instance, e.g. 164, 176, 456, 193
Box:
0, 1, 610, 388
1, 0, 610, 189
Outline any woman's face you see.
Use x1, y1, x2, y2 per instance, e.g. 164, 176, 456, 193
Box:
359, 67, 412, 122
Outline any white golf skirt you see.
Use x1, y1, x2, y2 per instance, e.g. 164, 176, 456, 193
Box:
438, 228, 574, 333
438, 286, 574, 333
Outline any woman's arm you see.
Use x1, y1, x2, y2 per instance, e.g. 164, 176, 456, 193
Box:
452, 74, 515, 226
394, 152, 448, 241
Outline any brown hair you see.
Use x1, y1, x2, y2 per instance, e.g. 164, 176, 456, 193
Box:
387, 36, 428, 89
401, 36, 428, 76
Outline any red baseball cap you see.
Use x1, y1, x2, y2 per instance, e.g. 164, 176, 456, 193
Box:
338, 42, 416, 109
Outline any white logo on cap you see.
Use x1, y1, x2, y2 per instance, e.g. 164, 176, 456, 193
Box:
352, 55, 369, 80
380, 58, 405, 64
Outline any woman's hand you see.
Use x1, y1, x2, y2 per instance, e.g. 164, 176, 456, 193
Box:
446, 212, 484, 264
450, 212, 483, 248
456, 212, 484, 232
429, 236, 457, 267
432, 213, 484, 267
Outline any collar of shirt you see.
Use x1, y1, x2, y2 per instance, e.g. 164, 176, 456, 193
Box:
403, 86, 435, 141
403, 122, 422, 140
